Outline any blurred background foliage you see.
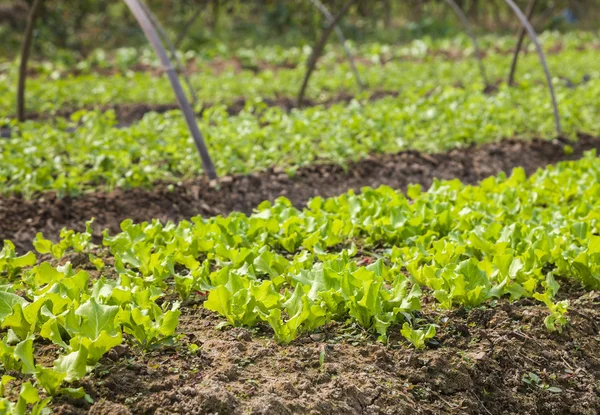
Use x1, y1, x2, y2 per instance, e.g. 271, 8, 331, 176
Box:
0, 0, 597, 58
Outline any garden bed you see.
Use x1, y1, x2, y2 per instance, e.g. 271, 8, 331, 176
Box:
51, 281, 599, 415
2, 134, 599, 254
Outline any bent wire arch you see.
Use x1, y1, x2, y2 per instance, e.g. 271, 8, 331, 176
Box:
175, 3, 207, 50
16, 0, 43, 122
443, 0, 489, 88
507, 0, 538, 86
170, 0, 364, 97
308, 0, 364, 90
502, 0, 561, 136
124, 0, 216, 178
298, 0, 357, 106
16, 0, 217, 179
138, 0, 199, 104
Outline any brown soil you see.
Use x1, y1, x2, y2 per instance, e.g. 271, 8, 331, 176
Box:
2, 134, 599, 254
49, 283, 600, 415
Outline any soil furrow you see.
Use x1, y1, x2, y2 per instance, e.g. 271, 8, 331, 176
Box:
2, 133, 598, 253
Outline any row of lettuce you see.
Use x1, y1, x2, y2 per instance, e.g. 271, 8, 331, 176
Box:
2, 74, 600, 197
1, 31, 596, 78
0, 36, 597, 116
1, 153, 600, 411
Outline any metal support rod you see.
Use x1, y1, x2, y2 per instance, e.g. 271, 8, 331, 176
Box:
443, 0, 488, 88
507, 0, 538, 86
298, 0, 357, 106
502, 0, 561, 136
17, 0, 44, 121
175, 0, 209, 49
124, 0, 217, 179
138, 0, 199, 104
308, 0, 364, 90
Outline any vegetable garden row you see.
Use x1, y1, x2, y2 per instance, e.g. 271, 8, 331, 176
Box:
0, 18, 599, 415
1, 152, 600, 412
1, 44, 599, 197
1, 33, 598, 117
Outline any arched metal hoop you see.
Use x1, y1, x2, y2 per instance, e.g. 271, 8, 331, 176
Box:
443, 0, 489, 88
124, 0, 216, 178
176, 6, 204, 49
172, 0, 364, 102
298, 0, 357, 106
308, 0, 364, 90
502, 0, 561, 136
17, 0, 43, 122
138, 0, 199, 104
16, 0, 217, 180
507, 0, 537, 86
